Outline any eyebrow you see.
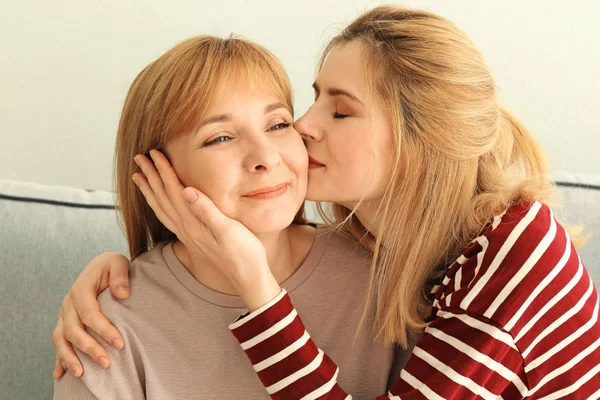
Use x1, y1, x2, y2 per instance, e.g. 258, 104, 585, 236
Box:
264, 102, 290, 114
195, 102, 290, 131
312, 82, 363, 105
196, 114, 232, 131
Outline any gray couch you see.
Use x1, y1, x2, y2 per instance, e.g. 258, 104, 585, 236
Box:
1, 175, 599, 400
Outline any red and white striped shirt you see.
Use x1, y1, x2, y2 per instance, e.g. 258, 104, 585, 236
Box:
230, 201, 600, 399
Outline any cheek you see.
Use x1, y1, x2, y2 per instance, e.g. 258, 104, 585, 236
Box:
327, 126, 391, 199
178, 158, 237, 211
282, 135, 309, 178
328, 126, 376, 178
372, 122, 395, 182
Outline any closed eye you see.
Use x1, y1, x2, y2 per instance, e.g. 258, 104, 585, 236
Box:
333, 112, 349, 119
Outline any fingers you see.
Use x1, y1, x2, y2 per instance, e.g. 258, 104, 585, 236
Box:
67, 252, 126, 350
132, 172, 178, 233
147, 150, 214, 240
140, 150, 222, 244
148, 150, 193, 221
66, 286, 124, 351
62, 299, 112, 369
53, 339, 82, 377
106, 253, 132, 300
52, 317, 84, 377
78, 252, 122, 293
133, 153, 180, 233
148, 150, 184, 197
79, 308, 124, 350
181, 187, 228, 238
53, 354, 65, 379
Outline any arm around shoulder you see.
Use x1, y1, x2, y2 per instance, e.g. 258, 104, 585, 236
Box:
54, 290, 145, 399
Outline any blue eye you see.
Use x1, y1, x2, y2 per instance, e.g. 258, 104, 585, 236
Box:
268, 122, 291, 131
205, 136, 232, 146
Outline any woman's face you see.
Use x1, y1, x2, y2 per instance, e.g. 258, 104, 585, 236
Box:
164, 85, 308, 234
295, 40, 394, 210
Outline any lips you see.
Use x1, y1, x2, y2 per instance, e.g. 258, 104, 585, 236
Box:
242, 183, 289, 198
308, 156, 325, 168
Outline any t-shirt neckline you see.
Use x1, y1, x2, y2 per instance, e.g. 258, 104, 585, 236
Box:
162, 225, 327, 308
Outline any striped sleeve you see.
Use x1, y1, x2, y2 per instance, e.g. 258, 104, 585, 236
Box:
386, 309, 527, 399
229, 202, 600, 399
229, 290, 345, 399
230, 290, 600, 399
229, 292, 527, 399
437, 201, 600, 398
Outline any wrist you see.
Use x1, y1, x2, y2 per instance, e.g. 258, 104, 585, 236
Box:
234, 267, 281, 312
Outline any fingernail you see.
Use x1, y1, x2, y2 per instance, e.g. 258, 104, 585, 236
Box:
70, 364, 81, 376
112, 338, 124, 349
117, 285, 129, 295
133, 156, 140, 166
182, 188, 198, 203
132, 175, 139, 186
53, 371, 61, 380
99, 357, 110, 368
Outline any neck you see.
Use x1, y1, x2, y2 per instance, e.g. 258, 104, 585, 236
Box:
173, 224, 314, 296
342, 198, 382, 238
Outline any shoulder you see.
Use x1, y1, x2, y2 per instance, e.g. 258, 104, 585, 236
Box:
317, 225, 372, 257
96, 242, 177, 331
437, 201, 588, 329
54, 367, 101, 399
314, 225, 373, 272
62, 246, 174, 399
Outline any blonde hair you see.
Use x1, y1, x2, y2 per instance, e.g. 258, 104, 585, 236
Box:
316, 6, 568, 347
114, 35, 304, 260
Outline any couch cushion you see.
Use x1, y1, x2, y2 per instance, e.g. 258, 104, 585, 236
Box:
552, 171, 600, 284
0, 179, 127, 400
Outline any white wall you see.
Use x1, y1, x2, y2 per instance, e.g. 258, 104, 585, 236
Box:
1, 0, 599, 191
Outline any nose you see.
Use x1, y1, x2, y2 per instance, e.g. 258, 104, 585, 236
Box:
243, 136, 282, 173
295, 106, 323, 143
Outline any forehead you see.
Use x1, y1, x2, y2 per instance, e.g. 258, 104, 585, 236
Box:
203, 58, 291, 110
203, 81, 291, 117
317, 41, 369, 99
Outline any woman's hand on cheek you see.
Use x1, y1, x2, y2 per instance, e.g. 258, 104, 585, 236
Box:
132, 152, 179, 236
133, 150, 281, 311
180, 187, 282, 310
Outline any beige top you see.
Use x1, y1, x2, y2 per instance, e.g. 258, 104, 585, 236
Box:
54, 226, 401, 399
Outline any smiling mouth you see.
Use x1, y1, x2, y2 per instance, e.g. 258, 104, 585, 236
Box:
242, 183, 289, 200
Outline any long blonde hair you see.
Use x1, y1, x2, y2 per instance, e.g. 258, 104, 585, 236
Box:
114, 35, 304, 260
317, 6, 561, 347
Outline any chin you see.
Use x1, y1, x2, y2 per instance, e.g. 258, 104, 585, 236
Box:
241, 211, 298, 234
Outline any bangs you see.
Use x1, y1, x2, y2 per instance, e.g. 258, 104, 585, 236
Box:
126, 36, 293, 152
